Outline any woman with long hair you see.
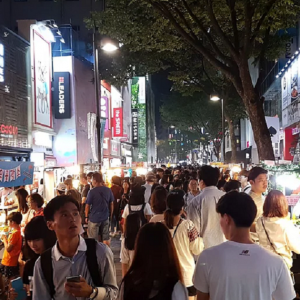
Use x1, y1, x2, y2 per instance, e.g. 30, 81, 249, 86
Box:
164, 191, 203, 300
257, 190, 300, 269
119, 181, 130, 234
9, 216, 57, 300
120, 213, 141, 278
15, 189, 33, 231
119, 222, 188, 300
150, 187, 167, 223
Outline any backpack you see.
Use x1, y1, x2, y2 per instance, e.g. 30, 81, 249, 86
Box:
40, 238, 102, 299
128, 203, 147, 225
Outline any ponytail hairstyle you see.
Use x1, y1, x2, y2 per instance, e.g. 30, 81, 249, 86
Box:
164, 192, 184, 229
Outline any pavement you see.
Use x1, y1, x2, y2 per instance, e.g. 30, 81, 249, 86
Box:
110, 235, 122, 284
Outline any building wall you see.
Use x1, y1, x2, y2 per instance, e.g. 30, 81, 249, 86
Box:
0, 0, 103, 39
0, 26, 31, 151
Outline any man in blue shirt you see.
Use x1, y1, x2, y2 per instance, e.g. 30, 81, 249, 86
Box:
85, 173, 114, 246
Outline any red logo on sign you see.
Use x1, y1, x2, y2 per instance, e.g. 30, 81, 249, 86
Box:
0, 124, 18, 135
113, 108, 123, 137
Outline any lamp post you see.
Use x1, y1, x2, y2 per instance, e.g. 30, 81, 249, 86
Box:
210, 94, 225, 162
93, 30, 119, 170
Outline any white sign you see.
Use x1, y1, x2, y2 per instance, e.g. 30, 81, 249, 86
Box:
0, 44, 4, 83
33, 30, 52, 128
138, 77, 146, 104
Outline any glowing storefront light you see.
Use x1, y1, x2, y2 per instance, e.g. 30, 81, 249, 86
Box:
0, 43, 4, 82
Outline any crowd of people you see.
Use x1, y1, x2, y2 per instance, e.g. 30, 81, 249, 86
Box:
0, 164, 299, 300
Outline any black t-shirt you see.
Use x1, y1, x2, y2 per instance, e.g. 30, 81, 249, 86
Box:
23, 257, 38, 300
82, 184, 90, 198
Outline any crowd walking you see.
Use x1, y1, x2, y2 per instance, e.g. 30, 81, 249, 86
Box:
0, 164, 298, 300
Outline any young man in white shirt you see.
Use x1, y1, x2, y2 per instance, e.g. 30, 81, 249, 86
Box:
187, 166, 225, 249
248, 167, 268, 241
193, 191, 295, 300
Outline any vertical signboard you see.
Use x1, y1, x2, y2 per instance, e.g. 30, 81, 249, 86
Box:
33, 30, 52, 128
131, 77, 147, 161
53, 72, 71, 119
0, 43, 4, 83
113, 108, 123, 137
132, 109, 138, 145
101, 85, 110, 131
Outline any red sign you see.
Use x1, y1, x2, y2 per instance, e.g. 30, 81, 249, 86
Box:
0, 124, 18, 135
113, 108, 123, 137
246, 141, 249, 148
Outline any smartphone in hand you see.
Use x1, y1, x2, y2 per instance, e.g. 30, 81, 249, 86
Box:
66, 276, 81, 283
11, 277, 27, 300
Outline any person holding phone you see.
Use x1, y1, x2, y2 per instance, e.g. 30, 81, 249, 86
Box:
32, 195, 118, 300
8, 216, 57, 300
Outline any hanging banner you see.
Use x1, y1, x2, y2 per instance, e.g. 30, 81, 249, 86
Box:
113, 108, 123, 137
53, 72, 71, 119
33, 30, 52, 128
132, 109, 138, 146
0, 162, 34, 187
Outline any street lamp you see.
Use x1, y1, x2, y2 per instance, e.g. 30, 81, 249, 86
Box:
210, 94, 225, 162
93, 31, 119, 169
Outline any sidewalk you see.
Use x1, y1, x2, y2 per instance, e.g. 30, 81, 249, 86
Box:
111, 236, 122, 284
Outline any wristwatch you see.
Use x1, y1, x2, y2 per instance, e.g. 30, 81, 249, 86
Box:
89, 287, 98, 299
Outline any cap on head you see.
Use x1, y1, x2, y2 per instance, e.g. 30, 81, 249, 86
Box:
57, 182, 66, 192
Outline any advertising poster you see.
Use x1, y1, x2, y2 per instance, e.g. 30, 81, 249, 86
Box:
101, 86, 110, 131
113, 108, 123, 137
282, 69, 290, 110
291, 57, 299, 103
33, 30, 52, 128
0, 162, 34, 188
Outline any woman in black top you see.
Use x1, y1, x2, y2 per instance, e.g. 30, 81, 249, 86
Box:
9, 216, 56, 300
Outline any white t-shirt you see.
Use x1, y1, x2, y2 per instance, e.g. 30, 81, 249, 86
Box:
169, 219, 203, 287
118, 281, 188, 300
150, 214, 164, 223
193, 241, 296, 300
122, 203, 153, 219
120, 239, 135, 266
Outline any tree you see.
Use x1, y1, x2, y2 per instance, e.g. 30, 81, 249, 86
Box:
87, 0, 297, 160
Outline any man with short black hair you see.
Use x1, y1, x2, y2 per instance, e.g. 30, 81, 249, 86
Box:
248, 167, 268, 241
33, 195, 118, 300
194, 191, 295, 300
85, 173, 114, 246
187, 165, 225, 249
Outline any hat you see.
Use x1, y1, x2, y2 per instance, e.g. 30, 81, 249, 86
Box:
146, 175, 155, 182
57, 182, 66, 192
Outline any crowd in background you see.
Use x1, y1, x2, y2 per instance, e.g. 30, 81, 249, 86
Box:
0, 164, 299, 300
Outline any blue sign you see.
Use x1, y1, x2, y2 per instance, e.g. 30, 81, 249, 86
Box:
0, 162, 34, 187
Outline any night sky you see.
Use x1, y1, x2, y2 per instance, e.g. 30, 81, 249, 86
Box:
151, 71, 172, 139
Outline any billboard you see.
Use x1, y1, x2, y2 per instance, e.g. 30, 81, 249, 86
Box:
33, 30, 52, 128
113, 108, 123, 137
0, 162, 34, 188
101, 85, 110, 131
53, 72, 71, 119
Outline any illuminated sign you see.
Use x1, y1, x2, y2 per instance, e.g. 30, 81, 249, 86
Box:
132, 109, 138, 145
53, 72, 71, 119
0, 124, 18, 136
101, 86, 110, 130
32, 30, 52, 128
0, 43, 4, 82
113, 108, 123, 137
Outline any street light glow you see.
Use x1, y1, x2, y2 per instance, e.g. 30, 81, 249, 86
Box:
210, 94, 220, 101
102, 43, 118, 52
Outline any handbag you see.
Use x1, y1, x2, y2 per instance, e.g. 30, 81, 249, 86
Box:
261, 218, 295, 284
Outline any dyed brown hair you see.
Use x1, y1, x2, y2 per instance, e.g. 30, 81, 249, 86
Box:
122, 222, 182, 300
263, 190, 288, 218
150, 187, 167, 214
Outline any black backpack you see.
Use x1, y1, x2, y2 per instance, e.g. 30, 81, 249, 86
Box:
40, 238, 102, 299
128, 203, 147, 225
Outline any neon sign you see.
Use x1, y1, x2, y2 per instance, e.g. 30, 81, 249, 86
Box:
0, 124, 18, 135
0, 43, 4, 82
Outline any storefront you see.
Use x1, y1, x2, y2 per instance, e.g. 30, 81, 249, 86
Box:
0, 26, 32, 167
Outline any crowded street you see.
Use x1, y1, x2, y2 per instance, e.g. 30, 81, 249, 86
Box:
1, 0, 300, 299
